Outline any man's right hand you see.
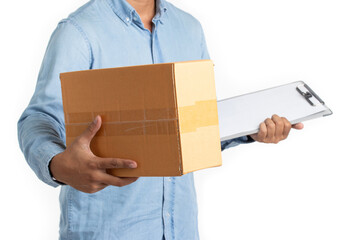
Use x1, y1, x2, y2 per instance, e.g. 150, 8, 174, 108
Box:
50, 115, 138, 193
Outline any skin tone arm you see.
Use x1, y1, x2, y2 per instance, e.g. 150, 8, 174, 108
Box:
250, 114, 304, 143
50, 116, 139, 193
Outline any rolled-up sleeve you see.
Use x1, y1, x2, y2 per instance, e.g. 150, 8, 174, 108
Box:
17, 19, 91, 187
221, 135, 255, 151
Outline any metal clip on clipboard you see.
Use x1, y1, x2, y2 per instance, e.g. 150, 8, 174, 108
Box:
296, 83, 325, 107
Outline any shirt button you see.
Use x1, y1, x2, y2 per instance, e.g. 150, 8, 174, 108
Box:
167, 177, 172, 182
126, 17, 130, 22
166, 212, 171, 217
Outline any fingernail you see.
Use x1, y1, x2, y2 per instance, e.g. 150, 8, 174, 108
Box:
129, 162, 137, 168
93, 116, 99, 125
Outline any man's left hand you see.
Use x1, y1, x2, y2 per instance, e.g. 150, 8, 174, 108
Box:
249, 114, 304, 144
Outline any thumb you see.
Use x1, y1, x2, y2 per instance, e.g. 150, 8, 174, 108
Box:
292, 122, 304, 130
79, 115, 102, 144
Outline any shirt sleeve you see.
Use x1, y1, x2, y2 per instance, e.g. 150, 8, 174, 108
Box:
17, 19, 92, 187
198, 24, 255, 151
221, 135, 255, 151
199, 23, 210, 60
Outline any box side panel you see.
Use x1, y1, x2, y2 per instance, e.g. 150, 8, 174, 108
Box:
174, 60, 222, 174
60, 64, 181, 176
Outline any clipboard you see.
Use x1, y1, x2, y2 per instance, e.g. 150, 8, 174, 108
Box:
217, 81, 333, 141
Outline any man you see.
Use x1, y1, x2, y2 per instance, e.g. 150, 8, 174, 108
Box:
18, 0, 303, 239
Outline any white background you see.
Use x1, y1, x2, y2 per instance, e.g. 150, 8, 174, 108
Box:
1, 0, 359, 239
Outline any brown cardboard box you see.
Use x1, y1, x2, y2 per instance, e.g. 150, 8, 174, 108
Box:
60, 60, 222, 177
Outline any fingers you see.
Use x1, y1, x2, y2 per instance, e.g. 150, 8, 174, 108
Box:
265, 118, 275, 142
98, 173, 139, 187
78, 175, 138, 193
75, 158, 137, 193
292, 122, 304, 130
254, 115, 297, 144
257, 122, 267, 140
272, 115, 284, 141
249, 122, 267, 142
95, 158, 137, 169
75, 160, 138, 193
282, 117, 292, 139
78, 115, 102, 144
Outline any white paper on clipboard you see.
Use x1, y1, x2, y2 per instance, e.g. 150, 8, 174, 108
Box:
217, 81, 332, 141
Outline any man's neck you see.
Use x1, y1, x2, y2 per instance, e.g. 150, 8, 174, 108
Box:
126, 0, 156, 23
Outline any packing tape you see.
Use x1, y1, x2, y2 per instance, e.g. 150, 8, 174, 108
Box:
178, 99, 219, 133
65, 108, 177, 123
65, 119, 178, 137
65, 99, 219, 137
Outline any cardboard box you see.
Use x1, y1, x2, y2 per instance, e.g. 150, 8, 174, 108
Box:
60, 60, 222, 177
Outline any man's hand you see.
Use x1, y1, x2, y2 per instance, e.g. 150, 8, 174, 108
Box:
249, 114, 304, 144
50, 116, 138, 193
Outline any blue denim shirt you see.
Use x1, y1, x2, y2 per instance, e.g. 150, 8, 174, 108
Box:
18, 0, 253, 239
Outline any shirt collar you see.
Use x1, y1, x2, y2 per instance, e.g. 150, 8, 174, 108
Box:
106, 0, 168, 26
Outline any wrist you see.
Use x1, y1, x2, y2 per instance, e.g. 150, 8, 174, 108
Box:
49, 153, 66, 185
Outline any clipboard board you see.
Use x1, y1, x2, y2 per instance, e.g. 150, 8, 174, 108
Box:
217, 81, 333, 141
